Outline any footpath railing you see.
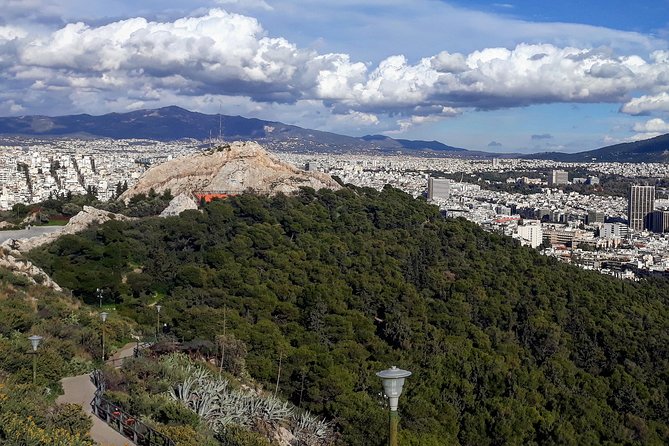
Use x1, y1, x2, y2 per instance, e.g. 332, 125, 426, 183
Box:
90, 345, 175, 446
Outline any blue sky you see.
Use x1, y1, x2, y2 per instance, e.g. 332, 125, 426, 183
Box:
1, 0, 669, 153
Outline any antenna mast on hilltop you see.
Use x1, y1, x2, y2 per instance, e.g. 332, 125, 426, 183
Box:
218, 104, 223, 141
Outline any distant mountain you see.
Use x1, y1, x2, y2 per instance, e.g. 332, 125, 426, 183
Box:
525, 133, 669, 162
0, 106, 477, 156
0, 106, 298, 141
361, 134, 467, 152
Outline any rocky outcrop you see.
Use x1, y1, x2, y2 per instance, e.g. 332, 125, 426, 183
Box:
0, 206, 133, 291
1, 206, 133, 253
120, 141, 341, 200
159, 193, 199, 217
0, 247, 62, 291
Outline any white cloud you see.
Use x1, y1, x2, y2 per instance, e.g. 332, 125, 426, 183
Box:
633, 118, 669, 133
2, 6, 669, 134
621, 92, 669, 115
214, 0, 273, 11
0, 25, 27, 40
336, 110, 379, 126
629, 132, 662, 141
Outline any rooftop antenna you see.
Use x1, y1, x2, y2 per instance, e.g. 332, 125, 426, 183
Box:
218, 104, 222, 140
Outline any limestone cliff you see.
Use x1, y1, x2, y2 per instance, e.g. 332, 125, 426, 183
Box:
120, 141, 341, 200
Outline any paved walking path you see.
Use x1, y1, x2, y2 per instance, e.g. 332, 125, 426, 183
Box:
57, 342, 139, 446
0, 226, 62, 244
108, 342, 138, 366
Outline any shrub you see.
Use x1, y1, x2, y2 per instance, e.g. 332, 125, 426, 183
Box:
46, 403, 93, 436
216, 425, 271, 446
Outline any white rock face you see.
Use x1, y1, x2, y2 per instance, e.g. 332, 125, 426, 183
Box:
0, 247, 62, 291
272, 426, 297, 446
0, 206, 133, 291
1, 206, 134, 253
160, 193, 199, 217
120, 141, 341, 200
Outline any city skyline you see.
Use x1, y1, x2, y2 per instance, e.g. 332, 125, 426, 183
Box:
1, 1, 669, 153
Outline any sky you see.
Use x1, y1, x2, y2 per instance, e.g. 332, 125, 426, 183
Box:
1, 1, 669, 153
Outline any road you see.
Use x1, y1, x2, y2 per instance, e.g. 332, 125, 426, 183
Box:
0, 226, 63, 244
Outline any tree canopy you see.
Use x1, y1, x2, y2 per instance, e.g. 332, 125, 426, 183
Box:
31, 185, 669, 445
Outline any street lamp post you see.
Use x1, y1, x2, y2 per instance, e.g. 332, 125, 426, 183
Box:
377, 366, 412, 446
97, 288, 102, 308
155, 305, 162, 340
100, 312, 109, 363
28, 335, 43, 384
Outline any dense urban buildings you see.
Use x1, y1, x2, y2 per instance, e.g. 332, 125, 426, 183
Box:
5, 137, 669, 279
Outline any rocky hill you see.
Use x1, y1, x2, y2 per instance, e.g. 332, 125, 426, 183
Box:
120, 141, 341, 200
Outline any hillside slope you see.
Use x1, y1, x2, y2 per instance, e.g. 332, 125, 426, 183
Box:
526, 133, 669, 162
30, 186, 669, 445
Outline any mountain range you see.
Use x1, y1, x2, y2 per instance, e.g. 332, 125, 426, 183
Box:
524, 133, 669, 163
0, 106, 471, 156
1, 106, 668, 162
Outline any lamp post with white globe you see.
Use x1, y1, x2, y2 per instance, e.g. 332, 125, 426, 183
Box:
155, 304, 162, 341
28, 335, 43, 384
377, 366, 411, 446
100, 311, 109, 363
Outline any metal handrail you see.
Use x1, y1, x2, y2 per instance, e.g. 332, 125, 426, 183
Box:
90, 341, 175, 446
90, 392, 175, 446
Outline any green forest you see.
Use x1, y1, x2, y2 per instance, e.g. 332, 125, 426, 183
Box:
29, 185, 669, 445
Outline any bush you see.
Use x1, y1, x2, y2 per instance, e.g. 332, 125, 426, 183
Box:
46, 403, 93, 436
157, 424, 218, 446
156, 400, 201, 426
0, 412, 96, 446
216, 425, 271, 446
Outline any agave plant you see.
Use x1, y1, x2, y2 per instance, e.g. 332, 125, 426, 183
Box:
291, 412, 333, 445
165, 355, 331, 442
191, 378, 228, 420
250, 395, 293, 424
168, 374, 197, 404
218, 392, 253, 427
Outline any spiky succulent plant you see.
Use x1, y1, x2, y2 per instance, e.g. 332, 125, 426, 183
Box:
164, 353, 331, 443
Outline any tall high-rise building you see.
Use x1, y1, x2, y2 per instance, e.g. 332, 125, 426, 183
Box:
586, 210, 605, 225
651, 209, 669, 233
427, 177, 451, 200
549, 170, 569, 186
517, 222, 543, 248
628, 185, 655, 231
602, 222, 629, 239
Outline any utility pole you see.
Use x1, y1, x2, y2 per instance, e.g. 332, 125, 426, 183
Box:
219, 306, 227, 377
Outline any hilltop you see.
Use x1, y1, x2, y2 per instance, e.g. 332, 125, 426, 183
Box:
120, 141, 341, 201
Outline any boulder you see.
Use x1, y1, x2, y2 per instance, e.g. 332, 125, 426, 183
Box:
159, 193, 199, 217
